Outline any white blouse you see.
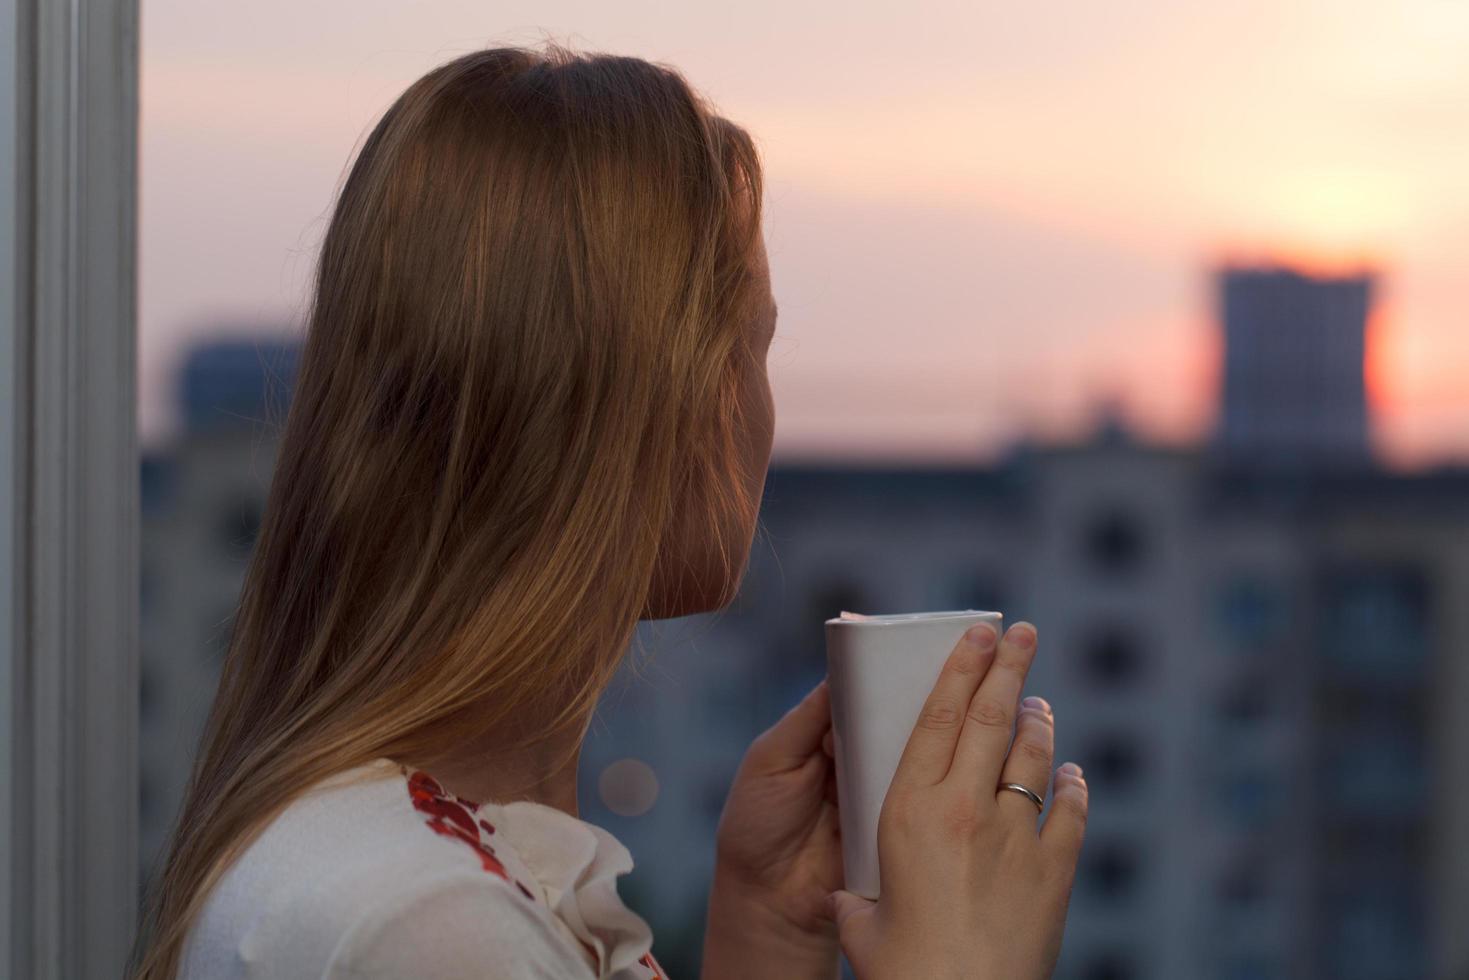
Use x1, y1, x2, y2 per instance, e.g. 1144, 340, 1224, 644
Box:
180, 758, 667, 979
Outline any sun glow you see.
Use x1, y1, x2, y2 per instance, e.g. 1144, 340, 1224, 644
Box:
1363, 304, 1399, 416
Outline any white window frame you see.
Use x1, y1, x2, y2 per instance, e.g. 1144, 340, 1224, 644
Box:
2, 0, 140, 976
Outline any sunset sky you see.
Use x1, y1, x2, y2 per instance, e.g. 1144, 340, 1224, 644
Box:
140, 0, 1469, 467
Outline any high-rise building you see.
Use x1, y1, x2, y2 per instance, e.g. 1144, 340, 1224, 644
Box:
178, 336, 300, 434
138, 336, 296, 881
1216, 267, 1373, 462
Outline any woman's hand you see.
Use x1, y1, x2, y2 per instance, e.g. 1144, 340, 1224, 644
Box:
825, 621, 1088, 980
702, 679, 843, 980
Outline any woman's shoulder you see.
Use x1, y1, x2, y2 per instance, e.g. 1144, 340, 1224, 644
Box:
180, 760, 665, 979
187, 759, 547, 918
324, 869, 596, 979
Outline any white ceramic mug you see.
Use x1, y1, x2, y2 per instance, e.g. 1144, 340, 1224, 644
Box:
824, 608, 1004, 899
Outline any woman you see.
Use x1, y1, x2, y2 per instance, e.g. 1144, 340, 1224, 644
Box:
133, 42, 1088, 980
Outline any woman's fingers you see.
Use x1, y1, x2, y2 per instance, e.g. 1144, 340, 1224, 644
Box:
824, 890, 878, 965
995, 696, 1054, 821
949, 622, 1039, 790
746, 677, 831, 772
891, 622, 999, 790
1039, 763, 1089, 864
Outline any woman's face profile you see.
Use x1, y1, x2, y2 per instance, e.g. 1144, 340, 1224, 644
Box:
646, 229, 776, 620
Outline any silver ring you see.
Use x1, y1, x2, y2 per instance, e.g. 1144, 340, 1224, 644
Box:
999, 782, 1044, 813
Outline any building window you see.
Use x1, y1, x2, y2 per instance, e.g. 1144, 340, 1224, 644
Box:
1082, 841, 1139, 901
1081, 627, 1146, 689
1318, 566, 1430, 687
1321, 720, 1426, 821
1218, 770, 1281, 829
1217, 679, 1271, 725
1083, 735, 1144, 791
1082, 951, 1137, 980
1216, 575, 1290, 653
1216, 864, 1268, 911
1322, 871, 1427, 980
1081, 507, 1147, 576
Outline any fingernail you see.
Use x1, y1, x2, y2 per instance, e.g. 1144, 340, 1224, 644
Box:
1060, 762, 1083, 777
1023, 696, 1051, 714
1008, 624, 1037, 650
965, 623, 998, 650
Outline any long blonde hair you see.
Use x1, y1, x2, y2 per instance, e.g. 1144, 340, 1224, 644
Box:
133, 42, 766, 978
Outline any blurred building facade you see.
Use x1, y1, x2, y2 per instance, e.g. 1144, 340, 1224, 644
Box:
721, 444, 1464, 980
138, 340, 293, 875
1216, 267, 1372, 462
141, 277, 1466, 979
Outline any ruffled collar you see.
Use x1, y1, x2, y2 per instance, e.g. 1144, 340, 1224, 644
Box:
390, 761, 655, 978
494, 799, 654, 976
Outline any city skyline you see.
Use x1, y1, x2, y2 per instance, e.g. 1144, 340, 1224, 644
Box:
140, 0, 1469, 468
138, 324, 1467, 978
141, 261, 1391, 468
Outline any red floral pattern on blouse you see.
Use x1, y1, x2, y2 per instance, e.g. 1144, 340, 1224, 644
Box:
405, 770, 535, 899
404, 767, 666, 977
